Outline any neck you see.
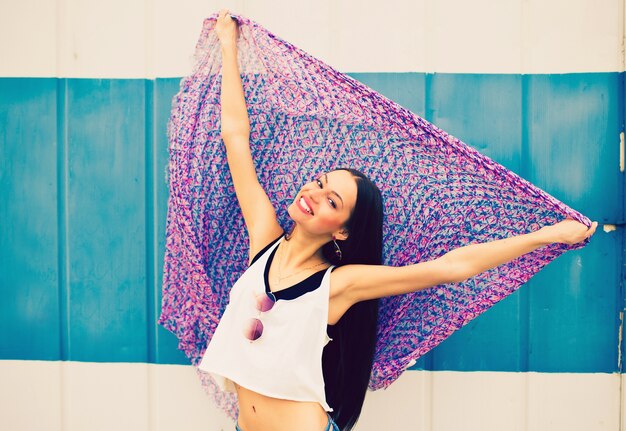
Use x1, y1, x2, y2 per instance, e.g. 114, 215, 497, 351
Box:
280, 224, 330, 271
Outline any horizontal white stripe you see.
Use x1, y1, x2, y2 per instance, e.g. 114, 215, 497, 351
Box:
0, 0, 622, 78
0, 360, 620, 430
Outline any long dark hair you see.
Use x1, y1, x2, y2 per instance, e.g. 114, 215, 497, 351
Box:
285, 167, 384, 430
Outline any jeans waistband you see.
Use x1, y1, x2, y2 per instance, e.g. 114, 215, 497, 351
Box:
235, 413, 339, 430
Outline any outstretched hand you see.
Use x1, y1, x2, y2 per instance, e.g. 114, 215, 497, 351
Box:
541, 218, 598, 245
215, 8, 239, 48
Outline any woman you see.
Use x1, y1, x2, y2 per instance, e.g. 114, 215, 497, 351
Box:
198, 9, 598, 431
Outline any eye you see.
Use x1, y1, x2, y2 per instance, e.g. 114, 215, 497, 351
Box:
316, 178, 337, 209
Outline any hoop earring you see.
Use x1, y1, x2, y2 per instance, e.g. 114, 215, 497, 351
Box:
332, 235, 343, 261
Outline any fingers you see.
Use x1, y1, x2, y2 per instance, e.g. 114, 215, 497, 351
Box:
573, 219, 597, 237
217, 8, 237, 25
564, 219, 597, 244
218, 9, 234, 20
586, 221, 598, 238
216, 9, 228, 22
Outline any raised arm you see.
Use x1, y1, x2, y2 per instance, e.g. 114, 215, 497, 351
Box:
215, 10, 283, 262
334, 219, 598, 304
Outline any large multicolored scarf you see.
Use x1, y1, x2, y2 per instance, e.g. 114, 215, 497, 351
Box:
158, 12, 591, 419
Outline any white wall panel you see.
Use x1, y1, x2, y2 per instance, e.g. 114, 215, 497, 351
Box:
526, 372, 620, 430
524, 0, 622, 74
428, 0, 523, 74
55, 0, 147, 78
327, 0, 425, 74
0, 0, 622, 77
430, 372, 527, 431
0, 360, 62, 430
0, 361, 620, 431
0, 0, 58, 77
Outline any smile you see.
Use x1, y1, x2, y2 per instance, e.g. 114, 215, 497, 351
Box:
297, 196, 313, 215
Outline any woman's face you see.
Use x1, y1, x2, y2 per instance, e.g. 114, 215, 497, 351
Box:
287, 169, 358, 240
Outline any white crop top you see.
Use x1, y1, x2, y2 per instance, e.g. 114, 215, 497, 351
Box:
198, 235, 335, 412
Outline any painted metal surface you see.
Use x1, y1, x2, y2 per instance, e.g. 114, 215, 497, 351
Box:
1, 74, 621, 373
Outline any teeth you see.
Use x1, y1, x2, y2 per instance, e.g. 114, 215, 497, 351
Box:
300, 197, 312, 214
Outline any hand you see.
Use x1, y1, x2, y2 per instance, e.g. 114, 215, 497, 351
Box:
215, 8, 239, 48
541, 218, 598, 245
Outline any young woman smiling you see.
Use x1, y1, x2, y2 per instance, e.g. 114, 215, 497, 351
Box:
196, 9, 598, 431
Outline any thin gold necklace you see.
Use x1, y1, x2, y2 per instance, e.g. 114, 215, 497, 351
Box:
275, 239, 327, 287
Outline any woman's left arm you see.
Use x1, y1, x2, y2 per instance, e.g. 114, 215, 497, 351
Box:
337, 219, 598, 303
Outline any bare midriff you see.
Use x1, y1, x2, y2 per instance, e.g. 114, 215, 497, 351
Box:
234, 382, 330, 431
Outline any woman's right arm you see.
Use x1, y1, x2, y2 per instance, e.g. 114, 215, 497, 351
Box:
216, 11, 283, 262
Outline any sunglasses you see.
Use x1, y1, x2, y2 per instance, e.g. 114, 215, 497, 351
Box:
244, 292, 276, 341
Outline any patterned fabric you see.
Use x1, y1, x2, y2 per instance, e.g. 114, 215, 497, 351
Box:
157, 11, 591, 419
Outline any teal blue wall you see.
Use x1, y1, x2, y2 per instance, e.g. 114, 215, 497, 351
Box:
1, 73, 623, 372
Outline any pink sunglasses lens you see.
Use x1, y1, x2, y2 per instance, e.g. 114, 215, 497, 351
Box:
256, 294, 275, 312
244, 318, 263, 340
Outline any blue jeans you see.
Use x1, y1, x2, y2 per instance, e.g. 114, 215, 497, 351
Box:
235, 413, 340, 431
